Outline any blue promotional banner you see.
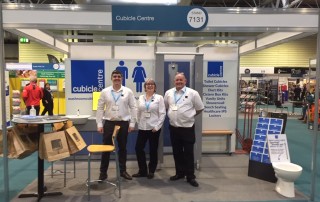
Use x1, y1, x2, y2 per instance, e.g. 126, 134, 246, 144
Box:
71, 60, 105, 93
112, 6, 208, 31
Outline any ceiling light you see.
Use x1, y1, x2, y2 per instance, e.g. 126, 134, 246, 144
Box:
75, 0, 180, 5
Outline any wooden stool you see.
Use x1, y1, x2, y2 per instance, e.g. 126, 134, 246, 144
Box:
86, 125, 121, 200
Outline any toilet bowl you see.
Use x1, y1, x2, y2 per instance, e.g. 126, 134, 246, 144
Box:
272, 162, 303, 197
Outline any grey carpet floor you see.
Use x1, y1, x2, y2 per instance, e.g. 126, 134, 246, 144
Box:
10, 154, 308, 202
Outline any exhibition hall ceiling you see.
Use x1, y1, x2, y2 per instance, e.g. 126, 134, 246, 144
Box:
2, 0, 319, 51
3, 0, 319, 8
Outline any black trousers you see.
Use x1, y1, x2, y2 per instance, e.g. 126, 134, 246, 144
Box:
41, 103, 53, 116
169, 124, 196, 180
135, 129, 161, 174
100, 120, 129, 174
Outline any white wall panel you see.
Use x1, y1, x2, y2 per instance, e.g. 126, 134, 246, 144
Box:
70, 45, 112, 59
157, 46, 197, 60
200, 46, 238, 60
114, 46, 154, 59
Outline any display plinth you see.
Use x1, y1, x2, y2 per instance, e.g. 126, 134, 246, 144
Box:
248, 160, 277, 183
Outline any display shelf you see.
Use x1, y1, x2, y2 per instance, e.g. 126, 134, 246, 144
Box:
11, 90, 21, 115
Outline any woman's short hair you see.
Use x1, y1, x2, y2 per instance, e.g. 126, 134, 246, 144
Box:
144, 78, 156, 92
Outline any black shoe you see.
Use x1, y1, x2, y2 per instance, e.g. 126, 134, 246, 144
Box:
187, 179, 199, 187
132, 173, 147, 177
121, 171, 132, 180
170, 174, 185, 181
298, 117, 304, 120
98, 173, 107, 181
147, 173, 154, 179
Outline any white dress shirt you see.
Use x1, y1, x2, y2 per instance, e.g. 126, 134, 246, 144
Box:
137, 93, 166, 131
164, 86, 204, 127
96, 85, 137, 128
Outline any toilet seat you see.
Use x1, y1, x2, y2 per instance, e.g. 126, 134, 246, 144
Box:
272, 162, 302, 172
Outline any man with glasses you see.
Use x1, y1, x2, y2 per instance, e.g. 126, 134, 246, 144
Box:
164, 72, 204, 187
96, 70, 137, 181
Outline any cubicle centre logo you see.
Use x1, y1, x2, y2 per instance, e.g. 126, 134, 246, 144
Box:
71, 60, 105, 93
207, 61, 223, 77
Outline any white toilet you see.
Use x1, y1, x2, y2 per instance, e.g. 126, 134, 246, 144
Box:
267, 134, 303, 198
272, 161, 303, 197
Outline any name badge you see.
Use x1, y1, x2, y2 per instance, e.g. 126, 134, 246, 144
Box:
112, 105, 119, 111
144, 112, 151, 118
171, 105, 178, 111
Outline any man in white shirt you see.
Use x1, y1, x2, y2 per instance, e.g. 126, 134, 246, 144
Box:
164, 72, 204, 187
96, 70, 137, 181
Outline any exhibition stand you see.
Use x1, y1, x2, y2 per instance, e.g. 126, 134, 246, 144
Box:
1, 4, 320, 201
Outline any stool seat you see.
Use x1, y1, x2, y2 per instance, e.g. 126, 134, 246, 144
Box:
87, 145, 115, 153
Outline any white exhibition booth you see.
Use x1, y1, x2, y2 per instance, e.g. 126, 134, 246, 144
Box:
1, 4, 320, 201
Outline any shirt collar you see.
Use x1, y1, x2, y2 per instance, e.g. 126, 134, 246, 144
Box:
112, 85, 123, 93
174, 86, 186, 93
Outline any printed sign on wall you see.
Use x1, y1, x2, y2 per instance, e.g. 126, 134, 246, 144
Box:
107, 60, 155, 98
65, 59, 154, 116
203, 61, 236, 120
207, 61, 223, 77
71, 60, 105, 93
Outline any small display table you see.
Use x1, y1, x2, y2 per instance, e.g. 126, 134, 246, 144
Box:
11, 116, 68, 201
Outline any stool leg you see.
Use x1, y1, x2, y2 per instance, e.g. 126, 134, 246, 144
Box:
51, 162, 54, 178
64, 159, 66, 187
73, 154, 76, 178
115, 152, 121, 198
88, 153, 91, 201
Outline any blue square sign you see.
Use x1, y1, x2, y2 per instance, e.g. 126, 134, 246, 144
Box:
71, 60, 105, 93
207, 61, 223, 77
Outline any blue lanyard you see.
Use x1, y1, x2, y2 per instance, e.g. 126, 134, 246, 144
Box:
144, 94, 154, 111
174, 87, 186, 104
111, 90, 121, 104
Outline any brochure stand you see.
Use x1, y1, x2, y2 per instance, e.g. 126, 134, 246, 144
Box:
270, 112, 287, 134
247, 116, 285, 183
248, 160, 276, 183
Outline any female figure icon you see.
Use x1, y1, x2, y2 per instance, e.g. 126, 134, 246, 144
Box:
132, 61, 147, 92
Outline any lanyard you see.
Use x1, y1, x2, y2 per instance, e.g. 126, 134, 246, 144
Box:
144, 94, 154, 111
174, 87, 186, 104
111, 90, 121, 104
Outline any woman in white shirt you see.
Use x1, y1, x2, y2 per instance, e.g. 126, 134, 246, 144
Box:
132, 78, 166, 179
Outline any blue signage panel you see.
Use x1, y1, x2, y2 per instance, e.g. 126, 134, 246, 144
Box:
71, 60, 105, 94
207, 61, 223, 77
112, 6, 208, 31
